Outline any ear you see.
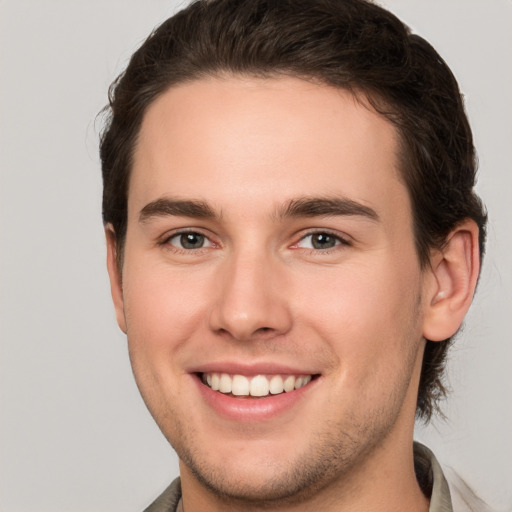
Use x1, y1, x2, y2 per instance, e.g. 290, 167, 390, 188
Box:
422, 219, 481, 341
105, 225, 127, 334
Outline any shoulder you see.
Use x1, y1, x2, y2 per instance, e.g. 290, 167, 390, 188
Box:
443, 466, 495, 512
414, 442, 494, 512
142, 478, 182, 512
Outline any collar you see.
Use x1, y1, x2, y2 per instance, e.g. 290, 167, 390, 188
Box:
414, 442, 454, 512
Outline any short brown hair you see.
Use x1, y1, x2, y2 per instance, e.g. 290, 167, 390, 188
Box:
100, 0, 487, 420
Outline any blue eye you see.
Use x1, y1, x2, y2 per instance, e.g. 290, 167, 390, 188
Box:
168, 232, 212, 250
298, 232, 343, 250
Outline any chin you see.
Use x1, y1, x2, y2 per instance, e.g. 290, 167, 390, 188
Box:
182, 450, 339, 506
174, 421, 380, 508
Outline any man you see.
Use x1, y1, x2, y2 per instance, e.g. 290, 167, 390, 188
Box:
100, 0, 487, 510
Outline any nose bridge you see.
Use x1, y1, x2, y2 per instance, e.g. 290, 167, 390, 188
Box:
209, 244, 291, 341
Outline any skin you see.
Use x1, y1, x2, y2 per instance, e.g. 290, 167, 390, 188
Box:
106, 76, 480, 511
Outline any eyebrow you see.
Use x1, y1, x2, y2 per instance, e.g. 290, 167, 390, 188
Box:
138, 195, 379, 223
276, 196, 379, 222
139, 198, 219, 223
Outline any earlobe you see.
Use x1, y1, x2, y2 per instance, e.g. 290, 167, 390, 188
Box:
105, 225, 127, 334
422, 219, 480, 342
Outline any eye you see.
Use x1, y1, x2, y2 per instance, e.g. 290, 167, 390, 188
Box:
296, 232, 345, 250
167, 231, 213, 250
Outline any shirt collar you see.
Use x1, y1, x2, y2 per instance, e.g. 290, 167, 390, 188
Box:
414, 442, 454, 512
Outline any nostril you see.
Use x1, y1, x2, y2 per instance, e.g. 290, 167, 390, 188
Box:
255, 326, 275, 337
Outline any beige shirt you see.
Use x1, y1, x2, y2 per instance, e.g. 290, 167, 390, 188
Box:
143, 442, 483, 512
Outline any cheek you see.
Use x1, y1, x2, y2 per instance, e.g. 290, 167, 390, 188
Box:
120, 259, 213, 423
296, 256, 423, 375
121, 259, 212, 369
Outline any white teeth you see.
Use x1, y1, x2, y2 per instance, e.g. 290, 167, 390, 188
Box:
219, 373, 232, 393
232, 375, 250, 396
211, 373, 220, 391
202, 373, 313, 397
269, 375, 284, 394
250, 375, 269, 397
294, 376, 312, 389
283, 375, 295, 392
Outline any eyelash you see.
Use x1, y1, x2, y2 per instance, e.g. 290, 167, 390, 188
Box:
294, 230, 351, 254
159, 229, 216, 253
159, 228, 351, 254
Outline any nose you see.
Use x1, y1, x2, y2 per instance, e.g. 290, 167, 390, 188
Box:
209, 250, 293, 342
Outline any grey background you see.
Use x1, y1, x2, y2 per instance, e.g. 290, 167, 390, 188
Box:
0, 1, 510, 510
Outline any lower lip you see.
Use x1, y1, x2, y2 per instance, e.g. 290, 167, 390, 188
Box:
193, 374, 318, 422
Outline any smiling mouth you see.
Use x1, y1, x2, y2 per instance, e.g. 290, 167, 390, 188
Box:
200, 372, 316, 398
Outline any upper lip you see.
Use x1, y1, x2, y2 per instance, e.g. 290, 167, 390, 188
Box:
188, 361, 319, 376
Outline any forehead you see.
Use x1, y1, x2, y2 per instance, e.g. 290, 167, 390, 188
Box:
130, 76, 409, 223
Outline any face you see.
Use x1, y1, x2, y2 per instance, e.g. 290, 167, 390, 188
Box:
109, 76, 434, 505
